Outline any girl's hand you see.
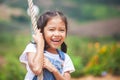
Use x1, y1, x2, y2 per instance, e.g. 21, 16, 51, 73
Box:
28, 29, 44, 75
32, 29, 44, 46
43, 57, 57, 72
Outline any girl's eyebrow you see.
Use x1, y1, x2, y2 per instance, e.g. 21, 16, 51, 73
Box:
47, 26, 56, 28
47, 25, 66, 28
60, 26, 66, 29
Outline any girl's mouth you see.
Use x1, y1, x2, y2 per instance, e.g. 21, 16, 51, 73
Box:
51, 39, 61, 44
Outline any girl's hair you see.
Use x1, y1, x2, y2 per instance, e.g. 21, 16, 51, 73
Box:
37, 10, 68, 53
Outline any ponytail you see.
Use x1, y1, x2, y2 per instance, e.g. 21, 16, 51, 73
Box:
61, 42, 67, 53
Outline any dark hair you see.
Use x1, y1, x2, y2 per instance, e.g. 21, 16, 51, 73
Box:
37, 10, 68, 53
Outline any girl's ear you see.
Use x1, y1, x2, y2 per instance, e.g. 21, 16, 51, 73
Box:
61, 42, 67, 53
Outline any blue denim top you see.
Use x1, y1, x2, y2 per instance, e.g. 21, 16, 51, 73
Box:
32, 49, 65, 80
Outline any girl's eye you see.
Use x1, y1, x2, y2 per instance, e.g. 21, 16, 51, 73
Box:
49, 28, 55, 31
60, 29, 65, 32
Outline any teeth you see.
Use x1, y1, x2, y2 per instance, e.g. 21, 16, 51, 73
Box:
51, 39, 60, 42
52, 40, 60, 42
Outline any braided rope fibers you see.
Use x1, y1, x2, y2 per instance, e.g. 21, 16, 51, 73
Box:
27, 0, 37, 32
27, 0, 43, 80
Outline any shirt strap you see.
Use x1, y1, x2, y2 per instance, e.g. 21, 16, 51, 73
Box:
57, 49, 65, 61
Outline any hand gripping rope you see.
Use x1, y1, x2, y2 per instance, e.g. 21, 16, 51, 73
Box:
27, 0, 43, 80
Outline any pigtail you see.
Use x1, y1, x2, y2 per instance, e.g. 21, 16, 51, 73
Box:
61, 42, 67, 53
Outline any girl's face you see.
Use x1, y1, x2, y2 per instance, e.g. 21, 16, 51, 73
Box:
44, 16, 66, 52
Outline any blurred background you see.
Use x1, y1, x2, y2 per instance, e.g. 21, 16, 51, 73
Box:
0, 0, 120, 80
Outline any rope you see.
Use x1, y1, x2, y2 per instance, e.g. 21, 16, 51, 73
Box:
27, 0, 37, 33
27, 0, 43, 80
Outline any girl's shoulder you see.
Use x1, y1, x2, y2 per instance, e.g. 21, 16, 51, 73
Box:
27, 42, 36, 47
24, 42, 37, 50
64, 53, 71, 59
19, 43, 36, 64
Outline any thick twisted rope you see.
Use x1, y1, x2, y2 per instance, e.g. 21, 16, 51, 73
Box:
27, 0, 43, 80
27, 0, 37, 32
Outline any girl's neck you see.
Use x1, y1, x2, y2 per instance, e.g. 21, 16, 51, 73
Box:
46, 48, 58, 54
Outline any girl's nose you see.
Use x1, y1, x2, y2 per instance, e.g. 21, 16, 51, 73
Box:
54, 31, 60, 36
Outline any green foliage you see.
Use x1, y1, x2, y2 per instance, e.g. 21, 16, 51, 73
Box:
2, 0, 120, 22
0, 0, 4, 4
67, 47, 84, 77
0, 33, 15, 45
0, 33, 120, 79
82, 41, 120, 76
72, 0, 120, 5
107, 44, 120, 75
0, 20, 17, 33
66, 36, 120, 77
1, 0, 120, 79
59, 2, 120, 22
4, 0, 27, 9
11, 14, 29, 23
79, 4, 120, 21
71, 55, 84, 77
1, 55, 26, 80
85, 65, 103, 76
0, 33, 30, 80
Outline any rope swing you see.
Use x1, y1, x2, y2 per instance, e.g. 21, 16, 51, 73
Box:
27, 0, 43, 79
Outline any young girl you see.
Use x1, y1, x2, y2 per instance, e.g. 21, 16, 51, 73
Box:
19, 10, 75, 80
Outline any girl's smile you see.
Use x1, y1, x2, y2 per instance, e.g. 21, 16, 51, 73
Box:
20, 11, 75, 80
44, 16, 66, 52
51, 36, 61, 45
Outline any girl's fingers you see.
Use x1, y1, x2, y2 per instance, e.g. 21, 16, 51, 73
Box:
32, 28, 44, 45
37, 29, 41, 33
43, 58, 55, 72
34, 28, 41, 34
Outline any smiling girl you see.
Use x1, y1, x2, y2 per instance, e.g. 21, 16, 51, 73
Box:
19, 10, 75, 80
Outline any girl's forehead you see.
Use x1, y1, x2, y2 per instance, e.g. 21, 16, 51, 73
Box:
49, 16, 63, 22
47, 16, 65, 26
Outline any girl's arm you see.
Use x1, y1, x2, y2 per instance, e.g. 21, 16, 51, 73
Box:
27, 29, 44, 75
53, 69, 71, 80
43, 57, 71, 80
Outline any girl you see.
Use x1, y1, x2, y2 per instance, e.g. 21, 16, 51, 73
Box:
19, 10, 75, 80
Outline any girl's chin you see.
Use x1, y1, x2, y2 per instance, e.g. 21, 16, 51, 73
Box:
49, 45, 60, 49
